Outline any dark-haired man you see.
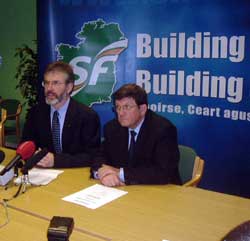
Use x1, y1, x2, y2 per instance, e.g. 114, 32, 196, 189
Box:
92, 83, 181, 186
22, 61, 100, 168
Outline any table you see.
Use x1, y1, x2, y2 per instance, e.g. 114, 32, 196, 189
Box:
1, 147, 250, 241
0, 204, 102, 241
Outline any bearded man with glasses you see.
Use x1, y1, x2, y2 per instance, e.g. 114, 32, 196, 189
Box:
22, 61, 100, 168
91, 84, 181, 186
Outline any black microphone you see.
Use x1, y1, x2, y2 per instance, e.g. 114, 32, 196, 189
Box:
0, 150, 5, 164
22, 148, 48, 174
0, 141, 36, 176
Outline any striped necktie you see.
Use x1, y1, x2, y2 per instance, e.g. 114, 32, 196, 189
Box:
52, 110, 61, 153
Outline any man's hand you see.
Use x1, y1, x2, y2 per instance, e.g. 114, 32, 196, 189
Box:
100, 173, 125, 187
37, 152, 54, 167
98, 164, 120, 180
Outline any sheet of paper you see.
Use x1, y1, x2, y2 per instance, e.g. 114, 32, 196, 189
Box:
62, 184, 128, 209
14, 168, 64, 185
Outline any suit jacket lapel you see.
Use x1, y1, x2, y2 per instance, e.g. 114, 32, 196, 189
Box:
133, 111, 151, 160
115, 124, 128, 162
43, 104, 54, 150
121, 127, 129, 161
62, 99, 75, 150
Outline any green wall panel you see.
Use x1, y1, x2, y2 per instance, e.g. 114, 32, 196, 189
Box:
0, 0, 37, 145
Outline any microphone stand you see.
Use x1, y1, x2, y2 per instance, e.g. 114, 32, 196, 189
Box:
14, 164, 19, 178
12, 164, 31, 198
16, 167, 31, 195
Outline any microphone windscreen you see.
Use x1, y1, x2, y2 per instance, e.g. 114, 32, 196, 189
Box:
23, 148, 48, 171
16, 141, 36, 160
0, 150, 5, 164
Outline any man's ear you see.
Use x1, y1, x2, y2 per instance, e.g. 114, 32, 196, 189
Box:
66, 82, 74, 95
139, 104, 148, 116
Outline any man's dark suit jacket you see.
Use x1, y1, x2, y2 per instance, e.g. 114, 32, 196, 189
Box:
92, 110, 181, 185
22, 98, 100, 168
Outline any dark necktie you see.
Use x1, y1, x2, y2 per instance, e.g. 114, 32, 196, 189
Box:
52, 110, 61, 153
128, 130, 136, 162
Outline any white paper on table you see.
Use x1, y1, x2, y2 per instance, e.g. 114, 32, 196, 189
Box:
14, 168, 64, 185
62, 184, 128, 209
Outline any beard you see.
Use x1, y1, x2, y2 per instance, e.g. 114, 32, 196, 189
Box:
45, 91, 66, 106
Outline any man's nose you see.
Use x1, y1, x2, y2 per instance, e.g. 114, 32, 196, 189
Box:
117, 109, 126, 116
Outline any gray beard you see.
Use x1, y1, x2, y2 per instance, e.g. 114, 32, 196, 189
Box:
45, 93, 66, 106
45, 98, 59, 106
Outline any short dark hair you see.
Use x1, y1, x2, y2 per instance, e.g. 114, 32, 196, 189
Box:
44, 61, 74, 84
112, 84, 148, 106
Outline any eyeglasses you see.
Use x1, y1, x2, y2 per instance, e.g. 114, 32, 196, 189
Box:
114, 104, 138, 112
42, 80, 65, 88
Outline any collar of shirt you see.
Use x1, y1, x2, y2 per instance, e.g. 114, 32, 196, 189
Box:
50, 98, 70, 122
128, 117, 145, 144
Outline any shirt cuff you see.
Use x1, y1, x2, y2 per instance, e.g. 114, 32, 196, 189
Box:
119, 168, 125, 182
93, 171, 99, 179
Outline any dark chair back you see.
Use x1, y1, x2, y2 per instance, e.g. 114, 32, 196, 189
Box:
0, 99, 21, 118
221, 220, 250, 241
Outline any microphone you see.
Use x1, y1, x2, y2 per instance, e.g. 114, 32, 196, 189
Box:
22, 148, 48, 174
0, 150, 5, 164
0, 141, 36, 176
